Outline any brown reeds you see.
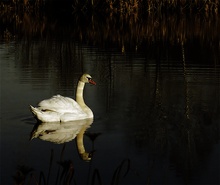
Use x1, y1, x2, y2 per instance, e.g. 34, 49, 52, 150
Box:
1, 0, 219, 49
71, 0, 219, 14
0, 0, 44, 11
1, 0, 219, 15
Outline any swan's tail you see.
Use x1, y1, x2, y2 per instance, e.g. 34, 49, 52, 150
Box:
30, 105, 42, 116
30, 105, 60, 122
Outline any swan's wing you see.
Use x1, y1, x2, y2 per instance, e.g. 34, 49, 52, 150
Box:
30, 105, 61, 122
38, 95, 83, 114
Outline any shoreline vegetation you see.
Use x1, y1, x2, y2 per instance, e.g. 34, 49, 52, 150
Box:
0, 0, 219, 50
1, 0, 219, 14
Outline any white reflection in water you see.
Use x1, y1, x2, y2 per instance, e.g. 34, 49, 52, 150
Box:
30, 118, 94, 161
30, 119, 92, 144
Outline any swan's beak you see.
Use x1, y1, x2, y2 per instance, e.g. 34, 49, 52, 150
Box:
89, 79, 96, 85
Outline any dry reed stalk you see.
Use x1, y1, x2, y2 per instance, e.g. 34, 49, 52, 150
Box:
1, 0, 219, 14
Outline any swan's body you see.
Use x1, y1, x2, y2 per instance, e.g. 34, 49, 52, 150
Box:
30, 74, 96, 122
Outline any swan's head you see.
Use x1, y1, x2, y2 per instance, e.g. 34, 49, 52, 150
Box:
80, 74, 96, 85
80, 151, 95, 161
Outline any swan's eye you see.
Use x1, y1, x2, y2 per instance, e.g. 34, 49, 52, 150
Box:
87, 77, 91, 80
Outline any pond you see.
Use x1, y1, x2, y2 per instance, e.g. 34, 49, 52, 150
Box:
0, 7, 220, 185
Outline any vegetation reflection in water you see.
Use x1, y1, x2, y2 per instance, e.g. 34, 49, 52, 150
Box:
13, 150, 130, 185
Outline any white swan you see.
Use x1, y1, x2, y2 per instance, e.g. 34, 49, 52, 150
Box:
30, 73, 96, 122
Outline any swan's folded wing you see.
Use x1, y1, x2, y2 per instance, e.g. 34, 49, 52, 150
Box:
38, 95, 84, 114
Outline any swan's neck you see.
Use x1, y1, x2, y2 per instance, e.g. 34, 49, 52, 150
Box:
76, 81, 86, 107
76, 80, 93, 118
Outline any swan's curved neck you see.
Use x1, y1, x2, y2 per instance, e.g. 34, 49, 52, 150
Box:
76, 81, 86, 107
76, 80, 93, 118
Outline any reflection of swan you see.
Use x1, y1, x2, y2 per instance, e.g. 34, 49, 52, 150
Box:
30, 74, 96, 122
30, 118, 93, 161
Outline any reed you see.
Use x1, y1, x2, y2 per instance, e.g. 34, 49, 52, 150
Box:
1, 0, 219, 14
0, 0, 44, 11
71, 0, 219, 14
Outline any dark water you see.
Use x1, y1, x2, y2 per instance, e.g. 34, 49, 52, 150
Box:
1, 10, 220, 185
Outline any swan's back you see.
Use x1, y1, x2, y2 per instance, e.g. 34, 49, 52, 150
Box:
30, 95, 89, 122
38, 95, 84, 114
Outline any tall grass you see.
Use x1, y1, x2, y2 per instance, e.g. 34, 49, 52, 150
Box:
1, 0, 219, 50
1, 0, 219, 14
72, 0, 219, 14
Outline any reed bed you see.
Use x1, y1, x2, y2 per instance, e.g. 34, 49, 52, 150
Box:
1, 0, 219, 14
0, 0, 219, 51
1, 6, 219, 43
99, 0, 219, 15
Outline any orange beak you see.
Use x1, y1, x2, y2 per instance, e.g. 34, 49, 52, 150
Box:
89, 79, 96, 85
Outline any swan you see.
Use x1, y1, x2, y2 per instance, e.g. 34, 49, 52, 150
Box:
30, 73, 96, 122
